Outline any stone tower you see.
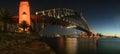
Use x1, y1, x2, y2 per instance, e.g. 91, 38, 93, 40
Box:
19, 0, 30, 25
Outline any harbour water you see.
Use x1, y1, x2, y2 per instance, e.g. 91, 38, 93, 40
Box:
98, 38, 120, 54
41, 37, 120, 54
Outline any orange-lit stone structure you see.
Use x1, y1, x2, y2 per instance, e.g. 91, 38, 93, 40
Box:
12, 0, 39, 32
19, 0, 30, 25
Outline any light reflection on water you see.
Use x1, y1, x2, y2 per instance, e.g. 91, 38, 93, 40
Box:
66, 38, 77, 54
41, 37, 97, 54
59, 37, 65, 54
41, 37, 120, 54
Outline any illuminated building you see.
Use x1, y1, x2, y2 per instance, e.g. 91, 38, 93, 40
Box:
12, 0, 39, 32
19, 0, 30, 25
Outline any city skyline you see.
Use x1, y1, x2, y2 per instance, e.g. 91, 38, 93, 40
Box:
0, 0, 120, 36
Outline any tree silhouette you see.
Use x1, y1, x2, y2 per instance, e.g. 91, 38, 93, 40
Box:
0, 8, 16, 32
97, 33, 103, 37
19, 21, 29, 32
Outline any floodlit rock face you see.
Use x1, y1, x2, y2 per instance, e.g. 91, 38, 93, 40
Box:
19, 0, 30, 25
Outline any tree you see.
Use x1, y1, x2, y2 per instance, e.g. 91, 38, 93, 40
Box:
19, 21, 29, 32
97, 33, 103, 37
0, 8, 16, 32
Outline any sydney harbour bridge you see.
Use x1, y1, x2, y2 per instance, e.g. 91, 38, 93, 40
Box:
33, 8, 93, 36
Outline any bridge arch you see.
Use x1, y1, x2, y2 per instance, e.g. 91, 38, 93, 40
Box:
35, 8, 92, 36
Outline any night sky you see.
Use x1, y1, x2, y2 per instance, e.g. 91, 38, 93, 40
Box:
0, 0, 120, 36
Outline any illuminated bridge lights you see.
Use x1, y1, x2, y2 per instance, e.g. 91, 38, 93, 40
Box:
57, 15, 60, 19
36, 12, 38, 15
66, 25, 77, 29
35, 8, 92, 36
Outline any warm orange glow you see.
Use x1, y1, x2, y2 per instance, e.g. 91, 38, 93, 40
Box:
19, 1, 30, 25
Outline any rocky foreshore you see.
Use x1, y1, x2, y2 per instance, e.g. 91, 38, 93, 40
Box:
0, 33, 56, 54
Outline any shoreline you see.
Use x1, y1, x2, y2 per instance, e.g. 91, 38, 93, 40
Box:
0, 33, 56, 54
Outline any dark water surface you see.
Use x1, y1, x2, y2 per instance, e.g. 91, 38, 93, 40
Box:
41, 37, 120, 54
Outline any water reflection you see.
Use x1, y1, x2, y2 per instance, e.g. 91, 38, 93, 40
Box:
66, 38, 77, 54
41, 37, 120, 54
41, 37, 97, 54
59, 37, 65, 54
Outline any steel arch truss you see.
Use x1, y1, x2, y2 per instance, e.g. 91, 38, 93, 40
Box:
36, 8, 91, 35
